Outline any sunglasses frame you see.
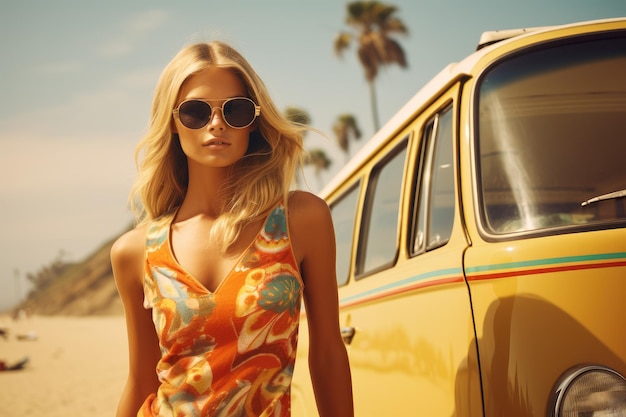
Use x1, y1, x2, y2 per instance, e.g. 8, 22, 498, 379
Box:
173, 97, 261, 129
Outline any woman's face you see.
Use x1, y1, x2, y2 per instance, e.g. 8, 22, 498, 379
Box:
173, 67, 254, 171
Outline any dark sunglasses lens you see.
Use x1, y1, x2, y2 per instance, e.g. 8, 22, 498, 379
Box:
223, 98, 256, 128
178, 101, 212, 129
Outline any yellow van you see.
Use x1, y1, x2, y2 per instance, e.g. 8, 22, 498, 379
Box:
292, 17, 626, 417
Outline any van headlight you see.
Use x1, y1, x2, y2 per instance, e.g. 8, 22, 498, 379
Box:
550, 365, 626, 417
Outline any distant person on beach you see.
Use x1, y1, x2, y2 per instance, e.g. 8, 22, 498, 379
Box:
0, 356, 28, 371
111, 41, 353, 417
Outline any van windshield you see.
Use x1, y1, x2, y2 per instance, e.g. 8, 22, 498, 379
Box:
476, 33, 626, 235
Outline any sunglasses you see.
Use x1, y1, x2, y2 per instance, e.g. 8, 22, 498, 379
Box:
173, 97, 261, 129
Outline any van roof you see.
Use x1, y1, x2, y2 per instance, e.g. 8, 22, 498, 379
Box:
476, 26, 554, 50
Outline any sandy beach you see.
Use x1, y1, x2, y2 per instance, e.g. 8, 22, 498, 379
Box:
0, 315, 128, 417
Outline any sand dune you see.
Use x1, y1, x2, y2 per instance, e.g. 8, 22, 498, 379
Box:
0, 315, 128, 417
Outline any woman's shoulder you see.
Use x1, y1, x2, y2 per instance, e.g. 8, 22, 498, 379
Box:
110, 224, 148, 267
111, 225, 148, 292
287, 190, 330, 217
287, 191, 333, 248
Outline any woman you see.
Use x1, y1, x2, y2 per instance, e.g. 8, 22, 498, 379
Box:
111, 41, 354, 417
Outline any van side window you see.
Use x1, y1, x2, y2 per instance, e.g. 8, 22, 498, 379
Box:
330, 182, 361, 286
356, 141, 408, 277
412, 106, 455, 255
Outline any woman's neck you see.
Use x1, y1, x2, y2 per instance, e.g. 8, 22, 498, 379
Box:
180, 164, 233, 218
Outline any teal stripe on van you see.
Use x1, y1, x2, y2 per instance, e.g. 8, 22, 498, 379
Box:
339, 252, 626, 306
340, 267, 462, 305
464, 252, 626, 274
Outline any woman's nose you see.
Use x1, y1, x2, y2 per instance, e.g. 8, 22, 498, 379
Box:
207, 108, 226, 130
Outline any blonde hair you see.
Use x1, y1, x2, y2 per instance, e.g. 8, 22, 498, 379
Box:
129, 41, 305, 251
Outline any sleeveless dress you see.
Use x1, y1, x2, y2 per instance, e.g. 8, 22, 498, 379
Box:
139, 204, 303, 417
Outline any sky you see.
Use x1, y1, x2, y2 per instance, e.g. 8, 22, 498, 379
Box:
1, 0, 625, 311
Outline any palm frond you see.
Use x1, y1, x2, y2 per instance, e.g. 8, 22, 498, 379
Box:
334, 32, 352, 57
284, 106, 311, 125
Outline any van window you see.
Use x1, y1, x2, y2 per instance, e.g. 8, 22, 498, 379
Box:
411, 106, 455, 255
357, 141, 408, 277
330, 182, 361, 286
477, 34, 626, 235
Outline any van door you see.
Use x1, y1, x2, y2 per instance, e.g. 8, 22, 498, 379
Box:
335, 88, 482, 416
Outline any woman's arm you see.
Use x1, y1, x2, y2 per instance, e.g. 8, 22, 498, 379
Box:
111, 226, 162, 417
289, 191, 354, 417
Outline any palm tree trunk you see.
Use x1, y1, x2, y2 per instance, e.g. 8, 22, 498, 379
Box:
368, 80, 380, 132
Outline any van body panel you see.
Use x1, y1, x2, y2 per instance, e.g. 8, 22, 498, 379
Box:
464, 230, 626, 416
338, 245, 481, 416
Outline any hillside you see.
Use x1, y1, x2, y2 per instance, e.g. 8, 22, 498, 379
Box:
19, 232, 128, 316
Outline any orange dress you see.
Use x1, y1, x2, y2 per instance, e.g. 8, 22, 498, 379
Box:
139, 204, 303, 417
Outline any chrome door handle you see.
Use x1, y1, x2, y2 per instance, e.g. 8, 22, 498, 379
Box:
341, 326, 356, 345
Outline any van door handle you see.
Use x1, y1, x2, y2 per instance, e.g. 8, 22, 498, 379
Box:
341, 326, 356, 345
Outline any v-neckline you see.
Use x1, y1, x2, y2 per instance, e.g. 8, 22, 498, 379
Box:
164, 208, 273, 294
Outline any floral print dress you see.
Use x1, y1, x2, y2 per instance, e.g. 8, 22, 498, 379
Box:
139, 204, 303, 417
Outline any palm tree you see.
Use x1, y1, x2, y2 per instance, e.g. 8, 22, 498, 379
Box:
334, 1, 408, 131
304, 149, 332, 189
283, 106, 332, 189
333, 113, 362, 161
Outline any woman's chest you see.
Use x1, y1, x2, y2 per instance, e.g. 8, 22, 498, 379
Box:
170, 216, 263, 293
